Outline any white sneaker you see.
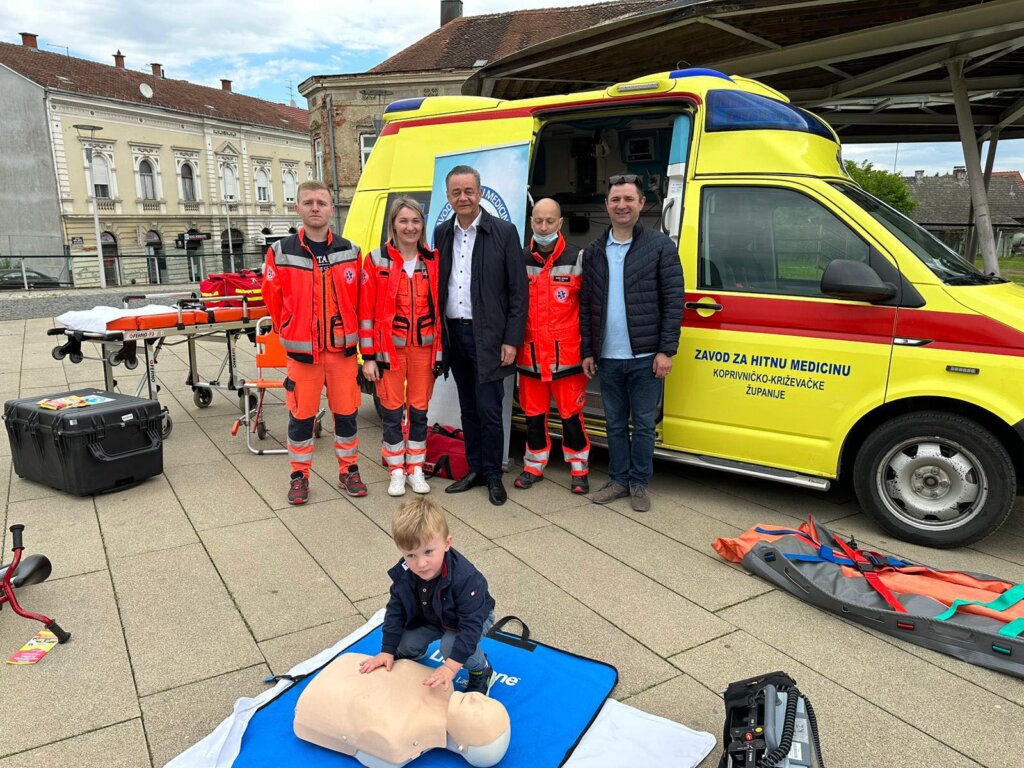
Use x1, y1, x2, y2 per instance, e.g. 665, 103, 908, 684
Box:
387, 469, 406, 497
407, 467, 430, 494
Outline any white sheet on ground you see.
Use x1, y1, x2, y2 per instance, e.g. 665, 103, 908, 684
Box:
56, 304, 178, 334
166, 609, 716, 768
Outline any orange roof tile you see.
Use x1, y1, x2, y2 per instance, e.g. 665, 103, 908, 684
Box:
0, 41, 308, 132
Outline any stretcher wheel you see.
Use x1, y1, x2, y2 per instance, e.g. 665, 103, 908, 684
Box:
256, 421, 268, 440
107, 350, 122, 367
124, 355, 139, 370
194, 388, 213, 408
161, 413, 173, 440
51, 346, 65, 361
69, 351, 83, 364
314, 419, 323, 438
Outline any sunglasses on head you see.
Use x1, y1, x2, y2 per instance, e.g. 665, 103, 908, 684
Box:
608, 174, 640, 185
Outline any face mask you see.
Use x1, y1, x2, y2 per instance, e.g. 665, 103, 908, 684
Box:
532, 231, 559, 247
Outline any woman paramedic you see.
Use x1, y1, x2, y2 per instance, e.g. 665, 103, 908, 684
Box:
359, 197, 444, 496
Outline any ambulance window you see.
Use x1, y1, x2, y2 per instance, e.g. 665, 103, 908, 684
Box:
700, 186, 870, 297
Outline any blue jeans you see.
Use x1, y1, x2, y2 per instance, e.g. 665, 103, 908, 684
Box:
395, 612, 495, 672
599, 356, 661, 488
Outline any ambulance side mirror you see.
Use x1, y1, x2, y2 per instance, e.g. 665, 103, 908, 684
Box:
820, 259, 897, 303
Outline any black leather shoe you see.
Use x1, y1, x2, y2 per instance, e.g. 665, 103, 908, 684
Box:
446, 472, 486, 493
487, 477, 507, 506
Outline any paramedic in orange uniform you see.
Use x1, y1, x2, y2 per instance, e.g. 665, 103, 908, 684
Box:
262, 180, 368, 505
513, 198, 590, 494
359, 197, 444, 497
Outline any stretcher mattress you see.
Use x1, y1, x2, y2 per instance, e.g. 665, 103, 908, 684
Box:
166, 610, 716, 768
56, 305, 269, 333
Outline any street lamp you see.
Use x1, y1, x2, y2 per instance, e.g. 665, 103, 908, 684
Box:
73, 124, 107, 289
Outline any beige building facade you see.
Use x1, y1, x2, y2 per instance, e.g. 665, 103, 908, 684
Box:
0, 36, 313, 288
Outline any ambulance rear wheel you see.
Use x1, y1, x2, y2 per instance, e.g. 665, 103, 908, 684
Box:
853, 412, 1015, 548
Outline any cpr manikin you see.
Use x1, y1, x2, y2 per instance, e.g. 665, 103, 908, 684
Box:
294, 653, 511, 768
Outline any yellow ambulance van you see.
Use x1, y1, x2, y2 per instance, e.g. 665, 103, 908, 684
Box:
345, 68, 1024, 548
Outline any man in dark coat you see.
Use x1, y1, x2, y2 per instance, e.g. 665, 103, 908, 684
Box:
435, 165, 528, 506
580, 174, 684, 512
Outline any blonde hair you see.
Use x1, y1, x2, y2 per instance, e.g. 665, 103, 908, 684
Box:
297, 179, 331, 200
386, 196, 428, 251
392, 496, 449, 551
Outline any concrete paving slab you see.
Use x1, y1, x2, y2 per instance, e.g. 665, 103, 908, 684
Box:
18, 367, 68, 391
200, 517, 356, 641
440, 489, 550, 540
342, 482, 494, 556
4, 494, 105, 580
109, 543, 262, 696
158, 421, 227, 469
0, 719, 150, 768
497, 525, 733, 657
618, 673, 723, 767
655, 476, 807, 532
672, 630, 986, 768
971, 530, 1024, 568
277, 498, 396, 603
95, 476, 198, 560
548, 504, 770, 611
227, 450, 340, 510
475, 548, 679, 699
505, 473, 594, 516
164, 459, 274, 531
6, 472, 60, 503
0, 572, 139, 757
141, 663, 269, 768
719, 590, 1022, 767
354, 594, 389, 620
258, 614, 370, 675
617, 494, 748, 554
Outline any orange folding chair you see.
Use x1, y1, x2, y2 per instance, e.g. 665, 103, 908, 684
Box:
231, 317, 323, 455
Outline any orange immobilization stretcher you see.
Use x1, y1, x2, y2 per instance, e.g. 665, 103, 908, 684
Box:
48, 294, 270, 438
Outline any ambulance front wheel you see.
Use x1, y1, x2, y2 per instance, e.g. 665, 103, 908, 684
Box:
853, 412, 1015, 548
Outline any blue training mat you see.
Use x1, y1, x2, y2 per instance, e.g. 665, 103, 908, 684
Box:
233, 616, 618, 768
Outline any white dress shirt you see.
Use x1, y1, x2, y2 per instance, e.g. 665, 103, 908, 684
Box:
446, 211, 481, 320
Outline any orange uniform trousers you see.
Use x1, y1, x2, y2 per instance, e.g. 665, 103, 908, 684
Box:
285, 352, 360, 477
519, 373, 590, 478
377, 344, 436, 471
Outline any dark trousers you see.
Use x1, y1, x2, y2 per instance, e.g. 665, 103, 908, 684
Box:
447, 319, 505, 480
599, 356, 661, 488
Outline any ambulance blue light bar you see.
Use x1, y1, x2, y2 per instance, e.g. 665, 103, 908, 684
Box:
384, 98, 427, 114
670, 68, 733, 81
706, 90, 834, 140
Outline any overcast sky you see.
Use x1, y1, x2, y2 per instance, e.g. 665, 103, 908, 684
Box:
3, 1, 1019, 175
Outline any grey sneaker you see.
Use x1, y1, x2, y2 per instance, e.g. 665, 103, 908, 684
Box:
593, 481, 629, 504
629, 484, 651, 512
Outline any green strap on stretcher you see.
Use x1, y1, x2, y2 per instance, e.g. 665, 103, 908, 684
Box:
935, 583, 1024, 638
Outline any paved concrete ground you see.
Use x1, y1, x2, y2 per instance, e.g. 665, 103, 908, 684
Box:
0, 315, 1021, 767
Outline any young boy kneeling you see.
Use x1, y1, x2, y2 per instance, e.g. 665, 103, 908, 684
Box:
359, 497, 497, 694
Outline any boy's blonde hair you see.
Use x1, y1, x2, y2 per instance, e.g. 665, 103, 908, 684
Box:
392, 496, 449, 551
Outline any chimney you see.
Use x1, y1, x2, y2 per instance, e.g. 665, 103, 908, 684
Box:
113, 50, 125, 69
220, 79, 232, 92
914, 170, 924, 180
953, 165, 967, 182
19, 32, 38, 49
150, 62, 163, 78
440, 0, 463, 26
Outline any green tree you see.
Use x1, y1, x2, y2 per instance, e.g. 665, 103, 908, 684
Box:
844, 160, 918, 216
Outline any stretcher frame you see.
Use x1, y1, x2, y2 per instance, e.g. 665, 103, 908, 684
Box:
47, 293, 268, 438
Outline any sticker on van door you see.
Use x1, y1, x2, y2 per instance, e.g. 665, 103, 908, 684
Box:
694, 347, 852, 399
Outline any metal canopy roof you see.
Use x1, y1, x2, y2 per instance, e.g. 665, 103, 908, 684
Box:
463, 0, 1024, 144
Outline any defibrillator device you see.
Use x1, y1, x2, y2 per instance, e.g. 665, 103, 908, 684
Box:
719, 671, 825, 768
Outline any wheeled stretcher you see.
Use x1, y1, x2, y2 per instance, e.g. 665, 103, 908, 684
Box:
48, 294, 270, 438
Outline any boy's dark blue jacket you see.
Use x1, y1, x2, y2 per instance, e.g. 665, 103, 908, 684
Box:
381, 546, 495, 665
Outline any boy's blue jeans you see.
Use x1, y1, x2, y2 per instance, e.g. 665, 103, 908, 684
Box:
599, 356, 661, 488
395, 612, 495, 672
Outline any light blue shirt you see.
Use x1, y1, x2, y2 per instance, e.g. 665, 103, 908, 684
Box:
601, 232, 635, 359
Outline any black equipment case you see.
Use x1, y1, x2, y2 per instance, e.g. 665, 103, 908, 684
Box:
3, 389, 163, 495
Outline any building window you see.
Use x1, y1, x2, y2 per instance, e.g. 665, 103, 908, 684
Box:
139, 159, 157, 199
255, 168, 270, 202
91, 153, 111, 198
314, 138, 324, 180
360, 134, 376, 169
222, 164, 237, 200
181, 164, 196, 201
283, 170, 297, 203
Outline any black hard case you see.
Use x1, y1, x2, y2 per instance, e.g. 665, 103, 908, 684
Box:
3, 389, 163, 495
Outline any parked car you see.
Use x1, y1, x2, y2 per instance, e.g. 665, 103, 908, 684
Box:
0, 269, 61, 290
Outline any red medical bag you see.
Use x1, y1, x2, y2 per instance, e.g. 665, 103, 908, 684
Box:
199, 269, 264, 307
424, 424, 468, 479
